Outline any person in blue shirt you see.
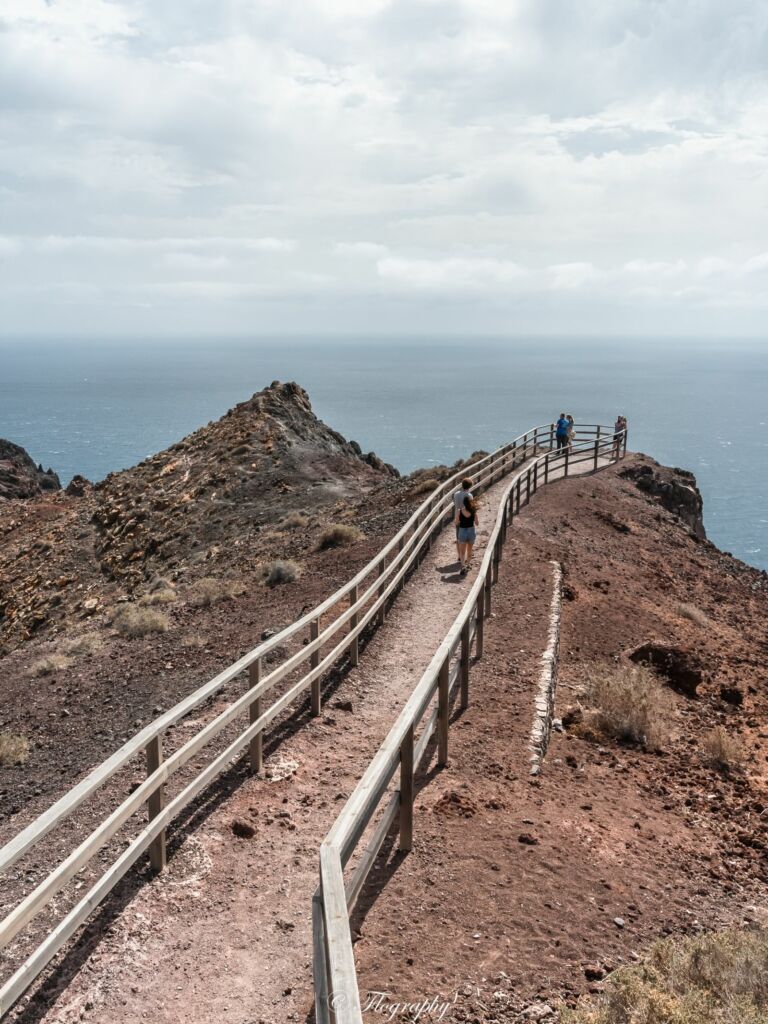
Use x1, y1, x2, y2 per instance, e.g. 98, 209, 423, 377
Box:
555, 413, 570, 450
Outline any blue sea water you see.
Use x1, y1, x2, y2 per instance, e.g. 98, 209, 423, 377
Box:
0, 337, 766, 571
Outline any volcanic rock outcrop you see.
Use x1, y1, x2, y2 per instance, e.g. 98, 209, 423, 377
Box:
0, 440, 60, 500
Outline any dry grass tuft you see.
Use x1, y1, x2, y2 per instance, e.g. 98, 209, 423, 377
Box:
702, 726, 745, 774
0, 732, 30, 766
138, 587, 177, 606
562, 928, 768, 1024
580, 661, 674, 751
315, 524, 364, 551
186, 577, 245, 608
677, 602, 710, 627
28, 653, 73, 678
280, 511, 310, 530
412, 477, 441, 496
264, 560, 300, 587
59, 633, 103, 657
112, 603, 170, 638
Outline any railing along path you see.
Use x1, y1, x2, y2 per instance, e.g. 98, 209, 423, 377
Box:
313, 425, 628, 1024
0, 421, 620, 1017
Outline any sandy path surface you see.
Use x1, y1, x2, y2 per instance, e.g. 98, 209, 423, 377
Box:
19, 466, 533, 1024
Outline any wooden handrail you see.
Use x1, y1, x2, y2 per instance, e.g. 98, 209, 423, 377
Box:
314, 427, 626, 1024
2, 420, 610, 1017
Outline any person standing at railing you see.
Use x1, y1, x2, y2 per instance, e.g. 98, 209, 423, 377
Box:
555, 413, 570, 450
455, 494, 479, 576
567, 414, 576, 448
613, 415, 626, 458
453, 477, 473, 565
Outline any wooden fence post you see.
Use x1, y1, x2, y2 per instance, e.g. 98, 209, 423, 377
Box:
397, 536, 405, 591
550, 423, 555, 449
593, 439, 599, 471
492, 537, 501, 583
484, 566, 493, 617
516, 478, 522, 513
438, 658, 450, 767
526, 468, 532, 503
248, 658, 263, 772
349, 586, 359, 667
623, 429, 628, 458
564, 445, 570, 476
310, 619, 321, 716
377, 558, 387, 625
146, 735, 166, 872
475, 590, 485, 658
460, 619, 471, 708
533, 460, 538, 492
399, 723, 414, 852
544, 452, 550, 484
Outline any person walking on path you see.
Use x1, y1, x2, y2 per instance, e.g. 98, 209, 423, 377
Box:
555, 413, 570, 451
453, 477, 473, 564
455, 494, 479, 576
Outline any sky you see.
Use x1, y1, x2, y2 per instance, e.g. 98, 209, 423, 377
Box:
1, 0, 767, 338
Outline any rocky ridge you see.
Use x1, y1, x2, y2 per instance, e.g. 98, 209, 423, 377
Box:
0, 440, 60, 501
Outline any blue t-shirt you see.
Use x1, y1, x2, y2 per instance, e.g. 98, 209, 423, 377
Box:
556, 417, 569, 437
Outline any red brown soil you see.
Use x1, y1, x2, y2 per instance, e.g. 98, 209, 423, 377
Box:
3, 445, 767, 1024
351, 455, 768, 1021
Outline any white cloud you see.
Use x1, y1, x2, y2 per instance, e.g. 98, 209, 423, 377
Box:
0, 1, 766, 335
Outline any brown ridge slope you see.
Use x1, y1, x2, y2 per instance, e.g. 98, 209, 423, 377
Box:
353, 454, 768, 1021
0, 381, 399, 653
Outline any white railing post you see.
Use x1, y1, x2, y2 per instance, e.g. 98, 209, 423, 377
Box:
438, 658, 450, 767
399, 724, 414, 852
248, 658, 263, 772
311, 620, 321, 716
146, 735, 166, 873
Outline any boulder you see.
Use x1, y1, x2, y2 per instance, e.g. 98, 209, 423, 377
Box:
628, 642, 704, 697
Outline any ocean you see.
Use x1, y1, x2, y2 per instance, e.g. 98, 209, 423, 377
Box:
0, 337, 766, 571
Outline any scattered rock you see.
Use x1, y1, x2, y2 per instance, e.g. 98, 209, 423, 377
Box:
231, 819, 256, 839
720, 684, 744, 707
518, 833, 539, 845
628, 642, 704, 697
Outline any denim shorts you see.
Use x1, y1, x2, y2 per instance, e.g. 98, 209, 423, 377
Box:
457, 527, 476, 543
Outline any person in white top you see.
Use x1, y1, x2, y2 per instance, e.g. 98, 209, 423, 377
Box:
453, 478, 473, 564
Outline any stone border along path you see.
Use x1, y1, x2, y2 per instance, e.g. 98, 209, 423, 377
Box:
529, 561, 564, 775
17, 464, 542, 1024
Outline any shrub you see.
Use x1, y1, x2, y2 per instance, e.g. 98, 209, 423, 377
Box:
315, 524, 364, 551
264, 560, 299, 587
677, 603, 710, 627
0, 732, 29, 766
138, 587, 177, 606
280, 511, 310, 530
702, 726, 745, 774
581, 661, 674, 751
112, 603, 170, 638
562, 928, 768, 1024
186, 577, 245, 608
60, 633, 102, 657
28, 653, 73, 678
412, 477, 440, 495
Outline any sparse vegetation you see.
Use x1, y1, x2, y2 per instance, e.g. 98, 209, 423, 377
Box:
580, 661, 674, 751
59, 633, 102, 657
677, 602, 710, 627
138, 586, 178, 606
280, 511, 310, 530
702, 726, 745, 773
112, 603, 170, 638
412, 477, 440, 495
0, 732, 30, 766
27, 653, 73, 677
315, 524, 364, 551
186, 577, 245, 608
264, 560, 300, 587
562, 928, 768, 1024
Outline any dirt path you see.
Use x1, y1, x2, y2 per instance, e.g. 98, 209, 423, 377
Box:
17, 467, 534, 1024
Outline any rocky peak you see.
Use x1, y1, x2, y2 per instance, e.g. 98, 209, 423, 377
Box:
0, 440, 60, 500
620, 459, 706, 539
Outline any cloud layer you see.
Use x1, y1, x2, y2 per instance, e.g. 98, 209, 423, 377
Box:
1, 0, 767, 336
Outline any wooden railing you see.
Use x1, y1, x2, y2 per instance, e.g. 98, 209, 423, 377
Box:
0, 420, 579, 1018
313, 426, 627, 1024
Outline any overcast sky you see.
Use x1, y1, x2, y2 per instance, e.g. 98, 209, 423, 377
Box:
1, 0, 767, 338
